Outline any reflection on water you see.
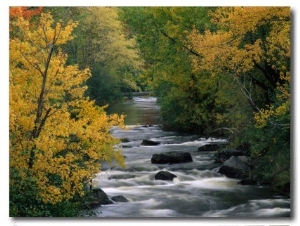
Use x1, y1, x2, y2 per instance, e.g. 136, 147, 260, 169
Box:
106, 96, 161, 125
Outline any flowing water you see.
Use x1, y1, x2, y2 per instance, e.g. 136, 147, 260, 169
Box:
87, 96, 290, 218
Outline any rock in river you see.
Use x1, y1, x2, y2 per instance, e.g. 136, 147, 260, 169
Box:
83, 188, 113, 209
154, 171, 177, 180
111, 195, 129, 202
141, 139, 161, 146
198, 144, 220, 152
151, 151, 193, 164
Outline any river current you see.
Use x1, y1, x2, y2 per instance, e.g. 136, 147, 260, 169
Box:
88, 96, 290, 218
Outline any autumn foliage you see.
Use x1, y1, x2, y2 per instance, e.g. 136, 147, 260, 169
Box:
121, 7, 290, 191
9, 6, 291, 216
188, 7, 290, 128
9, 9, 125, 216
10, 7, 43, 19
187, 6, 290, 164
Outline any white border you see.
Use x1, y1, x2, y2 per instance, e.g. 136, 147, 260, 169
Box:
1, 1, 298, 226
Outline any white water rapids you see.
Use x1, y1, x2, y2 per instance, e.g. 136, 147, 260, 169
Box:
84, 97, 290, 218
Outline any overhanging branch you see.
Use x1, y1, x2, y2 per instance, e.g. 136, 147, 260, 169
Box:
151, 20, 201, 57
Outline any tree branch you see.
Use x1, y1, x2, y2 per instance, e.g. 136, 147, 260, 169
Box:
212, 127, 239, 134
270, 166, 290, 180
36, 108, 52, 138
151, 20, 201, 57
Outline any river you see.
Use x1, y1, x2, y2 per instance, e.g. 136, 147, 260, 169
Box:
88, 96, 290, 218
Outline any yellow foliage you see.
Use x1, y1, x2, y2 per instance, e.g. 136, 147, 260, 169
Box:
75, 7, 143, 69
188, 7, 290, 129
10, 12, 125, 204
254, 71, 290, 128
188, 7, 290, 75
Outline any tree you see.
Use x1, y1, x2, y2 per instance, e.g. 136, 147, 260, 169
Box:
9, 11, 125, 216
122, 7, 290, 191
9, 6, 43, 20
189, 7, 290, 109
188, 7, 290, 189
47, 7, 143, 105
120, 7, 222, 134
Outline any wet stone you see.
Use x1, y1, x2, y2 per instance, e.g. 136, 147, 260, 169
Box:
154, 171, 177, 180
151, 151, 193, 164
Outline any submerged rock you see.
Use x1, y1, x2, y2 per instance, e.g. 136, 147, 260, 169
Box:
121, 145, 133, 148
151, 151, 193, 164
198, 144, 220, 152
154, 171, 177, 180
120, 137, 130, 142
141, 139, 161, 146
111, 195, 129, 202
108, 174, 136, 180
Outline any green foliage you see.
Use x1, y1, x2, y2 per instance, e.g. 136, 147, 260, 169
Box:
10, 169, 81, 217
85, 64, 123, 106
188, 6, 290, 191
46, 7, 143, 105
9, 9, 126, 216
121, 7, 290, 192
120, 7, 221, 134
241, 121, 290, 193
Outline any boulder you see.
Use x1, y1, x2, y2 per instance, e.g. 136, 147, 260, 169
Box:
111, 195, 129, 202
141, 139, 160, 146
218, 165, 245, 179
120, 137, 130, 142
218, 156, 250, 179
223, 156, 250, 170
151, 151, 193, 164
121, 145, 133, 148
198, 144, 220, 152
214, 149, 245, 163
83, 188, 113, 208
154, 171, 177, 180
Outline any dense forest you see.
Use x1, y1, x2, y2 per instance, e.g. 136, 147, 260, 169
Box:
9, 6, 290, 216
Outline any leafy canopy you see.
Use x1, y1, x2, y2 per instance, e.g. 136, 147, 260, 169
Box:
188, 7, 290, 187
10, 11, 125, 207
